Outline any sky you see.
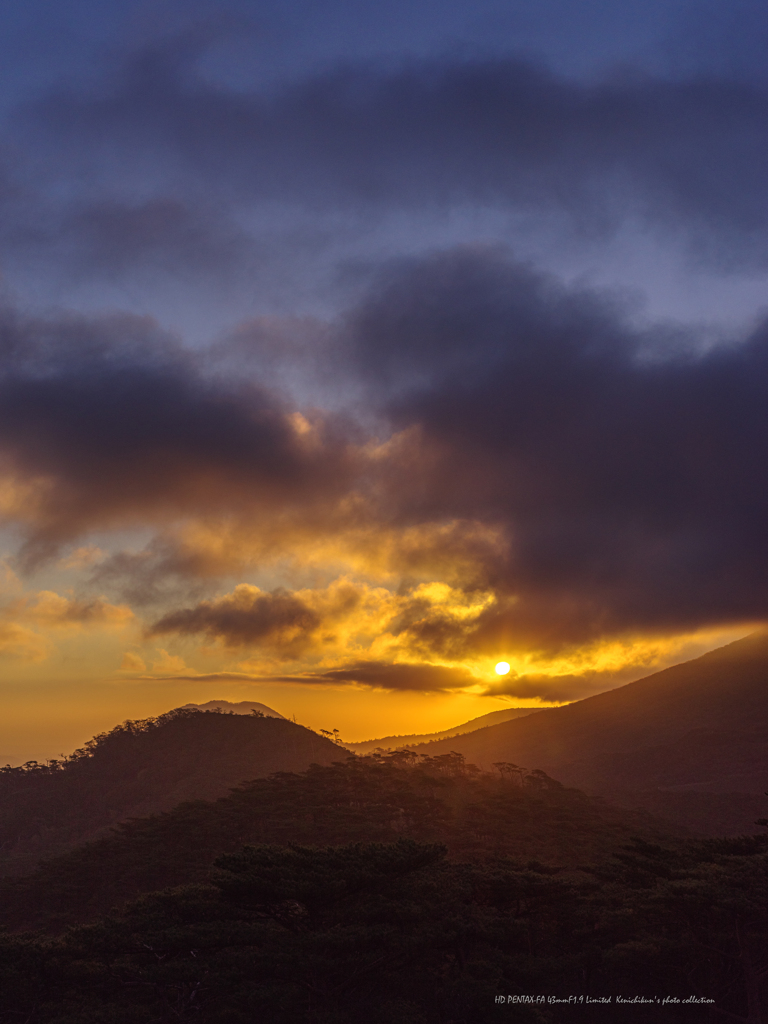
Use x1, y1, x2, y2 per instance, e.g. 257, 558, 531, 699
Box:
0, 0, 767, 762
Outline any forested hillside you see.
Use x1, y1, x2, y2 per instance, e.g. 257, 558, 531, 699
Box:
0, 753, 767, 1022
0, 751, 676, 934
0, 710, 342, 875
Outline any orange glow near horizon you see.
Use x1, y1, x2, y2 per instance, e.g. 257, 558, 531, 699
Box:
0, 600, 755, 764
0, 553, 759, 764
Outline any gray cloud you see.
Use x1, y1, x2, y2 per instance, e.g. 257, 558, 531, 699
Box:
0, 305, 357, 567
150, 588, 320, 650
146, 661, 480, 692
315, 660, 478, 692
2, 237, 768, 656
346, 246, 768, 645
12, 44, 767, 268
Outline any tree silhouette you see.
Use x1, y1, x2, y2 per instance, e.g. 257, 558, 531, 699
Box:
492, 761, 522, 783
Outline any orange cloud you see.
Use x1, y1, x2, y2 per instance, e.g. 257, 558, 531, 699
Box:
0, 622, 50, 662
0, 589, 134, 666
150, 648, 189, 674
313, 660, 479, 692
144, 577, 751, 700
1, 267, 766, 694
59, 546, 105, 570
149, 577, 496, 667
119, 651, 147, 672
12, 591, 134, 631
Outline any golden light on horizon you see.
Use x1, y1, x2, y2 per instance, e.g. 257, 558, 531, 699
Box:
495, 661, 510, 675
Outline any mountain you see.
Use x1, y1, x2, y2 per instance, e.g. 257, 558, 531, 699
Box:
403, 632, 768, 834
179, 699, 285, 717
344, 706, 543, 754
0, 709, 342, 876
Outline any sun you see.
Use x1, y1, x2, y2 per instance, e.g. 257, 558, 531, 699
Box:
495, 661, 510, 675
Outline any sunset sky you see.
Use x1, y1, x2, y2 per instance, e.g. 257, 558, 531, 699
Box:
0, 0, 766, 762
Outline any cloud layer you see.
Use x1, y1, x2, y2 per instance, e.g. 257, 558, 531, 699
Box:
349, 247, 768, 643
0, 307, 357, 566
1, 17, 767, 705
1, 242, 768, 685
8, 47, 765, 271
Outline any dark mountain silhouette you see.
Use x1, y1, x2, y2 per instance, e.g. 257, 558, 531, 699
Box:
0, 709, 342, 875
344, 706, 542, 753
404, 632, 768, 834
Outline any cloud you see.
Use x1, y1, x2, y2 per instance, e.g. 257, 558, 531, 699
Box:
0, 305, 357, 566
184, 661, 479, 693
0, 622, 49, 662
314, 659, 478, 692
59, 199, 254, 281
17, 591, 133, 630
151, 648, 189, 674
142, 569, 757, 701
3, 244, 768, 663
478, 628, 753, 702
1, 13, 767, 709
315, 659, 479, 692
113, 662, 477, 692
1, 589, 132, 629
338, 245, 768, 652
119, 651, 146, 672
150, 583, 322, 654
148, 577, 497, 665
486, 670, 623, 704
59, 546, 105, 570
0, 587, 132, 665
91, 516, 507, 608
17, 44, 768, 265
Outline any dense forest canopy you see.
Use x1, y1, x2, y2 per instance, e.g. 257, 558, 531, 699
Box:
1, 713, 767, 1021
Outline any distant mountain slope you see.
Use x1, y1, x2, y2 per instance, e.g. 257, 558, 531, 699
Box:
404, 633, 768, 833
179, 700, 285, 717
345, 706, 543, 754
0, 710, 341, 876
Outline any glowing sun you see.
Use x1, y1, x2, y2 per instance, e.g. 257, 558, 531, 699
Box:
495, 661, 510, 675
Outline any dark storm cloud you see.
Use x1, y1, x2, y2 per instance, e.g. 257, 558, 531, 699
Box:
62, 199, 255, 279
150, 587, 320, 649
485, 671, 630, 704
88, 539, 214, 608
0, 185, 266, 296
3, 242, 768, 652
17, 43, 768, 264
145, 662, 478, 692
315, 660, 477, 692
0, 306, 356, 566
346, 246, 768, 645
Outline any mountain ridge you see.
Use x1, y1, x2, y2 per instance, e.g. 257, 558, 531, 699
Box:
398, 631, 768, 832
344, 706, 543, 753
0, 709, 342, 876
179, 700, 285, 718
